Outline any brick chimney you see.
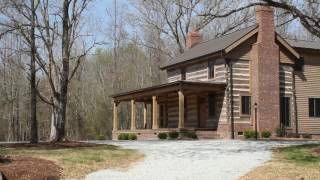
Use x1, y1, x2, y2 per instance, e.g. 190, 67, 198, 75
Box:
251, 5, 280, 134
186, 31, 203, 49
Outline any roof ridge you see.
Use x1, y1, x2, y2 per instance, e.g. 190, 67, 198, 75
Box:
195, 24, 258, 46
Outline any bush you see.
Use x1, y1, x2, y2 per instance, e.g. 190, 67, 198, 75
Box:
96, 134, 106, 140
168, 131, 179, 139
261, 131, 271, 138
118, 133, 129, 140
302, 134, 312, 139
128, 134, 137, 140
180, 132, 198, 139
158, 133, 168, 140
276, 127, 286, 137
244, 130, 258, 139
287, 133, 300, 138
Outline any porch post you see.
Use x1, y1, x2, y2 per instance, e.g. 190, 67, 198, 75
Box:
131, 99, 136, 130
152, 96, 159, 129
178, 90, 185, 128
113, 101, 119, 131
143, 102, 147, 129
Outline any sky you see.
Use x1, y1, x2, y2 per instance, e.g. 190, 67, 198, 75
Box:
83, 0, 134, 49
82, 0, 314, 52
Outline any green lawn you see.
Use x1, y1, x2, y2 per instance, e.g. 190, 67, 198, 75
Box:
0, 144, 143, 179
242, 143, 320, 180
279, 144, 320, 165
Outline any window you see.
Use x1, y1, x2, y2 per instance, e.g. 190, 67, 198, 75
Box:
181, 68, 186, 80
208, 61, 215, 79
280, 97, 291, 127
208, 94, 215, 118
241, 96, 251, 115
309, 98, 320, 117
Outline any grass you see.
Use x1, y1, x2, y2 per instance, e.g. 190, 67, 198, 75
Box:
279, 144, 320, 165
0, 144, 144, 179
241, 143, 320, 180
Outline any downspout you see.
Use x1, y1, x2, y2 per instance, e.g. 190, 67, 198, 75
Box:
226, 58, 235, 139
293, 72, 298, 135
293, 58, 300, 135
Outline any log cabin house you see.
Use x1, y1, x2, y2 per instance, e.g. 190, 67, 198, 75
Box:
111, 6, 320, 139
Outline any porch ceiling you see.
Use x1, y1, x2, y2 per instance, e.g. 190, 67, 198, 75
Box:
111, 80, 226, 101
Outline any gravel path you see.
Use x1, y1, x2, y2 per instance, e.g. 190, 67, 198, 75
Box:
86, 140, 311, 180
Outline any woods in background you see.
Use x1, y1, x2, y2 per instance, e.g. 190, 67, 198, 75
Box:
0, 0, 319, 142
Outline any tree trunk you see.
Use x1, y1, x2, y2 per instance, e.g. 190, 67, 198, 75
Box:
49, 106, 58, 141
49, 0, 70, 142
30, 0, 38, 144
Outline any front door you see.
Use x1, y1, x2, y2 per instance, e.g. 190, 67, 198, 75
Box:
198, 97, 207, 128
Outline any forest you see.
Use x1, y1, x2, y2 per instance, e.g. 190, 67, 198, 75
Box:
0, 0, 319, 142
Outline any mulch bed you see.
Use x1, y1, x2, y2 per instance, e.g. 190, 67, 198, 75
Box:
0, 141, 100, 149
0, 141, 102, 180
0, 156, 62, 180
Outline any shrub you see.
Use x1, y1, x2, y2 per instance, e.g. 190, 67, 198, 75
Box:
128, 134, 137, 140
168, 131, 179, 139
276, 127, 286, 137
117, 134, 123, 140
287, 133, 300, 138
96, 134, 106, 140
158, 133, 168, 140
261, 131, 271, 138
187, 132, 198, 139
180, 132, 198, 139
244, 130, 258, 139
118, 133, 129, 140
302, 134, 312, 139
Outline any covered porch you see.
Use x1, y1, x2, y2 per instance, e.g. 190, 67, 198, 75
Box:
111, 81, 226, 140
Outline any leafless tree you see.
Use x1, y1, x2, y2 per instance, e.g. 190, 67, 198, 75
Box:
200, 0, 320, 39
133, 0, 253, 54
34, 0, 96, 142
30, 0, 38, 143
0, 0, 39, 143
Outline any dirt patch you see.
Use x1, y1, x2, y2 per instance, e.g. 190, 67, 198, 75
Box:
313, 148, 320, 156
0, 141, 103, 179
0, 156, 62, 180
0, 141, 142, 179
241, 160, 320, 180
0, 141, 100, 149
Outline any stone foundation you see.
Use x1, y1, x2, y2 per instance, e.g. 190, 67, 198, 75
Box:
113, 129, 221, 140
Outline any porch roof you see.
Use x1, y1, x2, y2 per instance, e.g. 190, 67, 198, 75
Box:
111, 80, 226, 101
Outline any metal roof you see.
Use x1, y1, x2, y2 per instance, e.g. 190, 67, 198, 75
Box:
161, 25, 258, 69
286, 39, 320, 51
162, 25, 320, 69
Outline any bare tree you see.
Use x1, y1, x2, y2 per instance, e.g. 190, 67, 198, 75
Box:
34, 0, 96, 142
201, 0, 320, 39
0, 0, 39, 143
133, 0, 253, 54
30, 0, 38, 143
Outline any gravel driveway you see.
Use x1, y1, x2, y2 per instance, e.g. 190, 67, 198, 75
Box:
86, 140, 311, 180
